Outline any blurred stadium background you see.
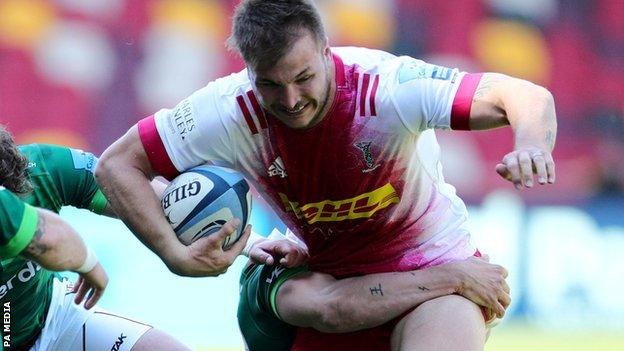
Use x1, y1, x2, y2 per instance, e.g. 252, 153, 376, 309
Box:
1, 0, 623, 350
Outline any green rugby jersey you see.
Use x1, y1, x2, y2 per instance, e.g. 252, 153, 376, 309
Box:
0, 144, 107, 349
0, 189, 38, 259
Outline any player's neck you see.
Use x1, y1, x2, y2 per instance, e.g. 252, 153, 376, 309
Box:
316, 56, 337, 124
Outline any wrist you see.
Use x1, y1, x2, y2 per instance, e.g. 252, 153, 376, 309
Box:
242, 231, 266, 257
75, 247, 98, 273
161, 240, 189, 272
436, 263, 464, 295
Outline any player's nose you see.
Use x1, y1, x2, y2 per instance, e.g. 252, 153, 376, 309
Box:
280, 85, 300, 110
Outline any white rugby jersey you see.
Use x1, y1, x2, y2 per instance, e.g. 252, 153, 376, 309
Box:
139, 47, 483, 276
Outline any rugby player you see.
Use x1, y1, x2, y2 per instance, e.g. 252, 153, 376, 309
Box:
96, 0, 556, 349
0, 126, 191, 350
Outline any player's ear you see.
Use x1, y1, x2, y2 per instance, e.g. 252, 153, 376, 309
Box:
321, 37, 331, 57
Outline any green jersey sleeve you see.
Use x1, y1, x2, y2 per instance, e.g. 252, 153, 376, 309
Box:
0, 189, 38, 259
19, 144, 107, 214
237, 262, 308, 351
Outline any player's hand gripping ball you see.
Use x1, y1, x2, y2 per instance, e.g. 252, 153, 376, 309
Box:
161, 165, 252, 249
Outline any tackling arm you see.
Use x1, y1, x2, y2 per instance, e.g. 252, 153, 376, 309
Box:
468, 73, 557, 188
276, 257, 510, 333
20, 208, 108, 309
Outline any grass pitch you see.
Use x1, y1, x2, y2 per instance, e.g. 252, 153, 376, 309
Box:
486, 324, 624, 351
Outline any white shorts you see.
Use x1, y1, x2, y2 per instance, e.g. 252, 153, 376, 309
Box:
30, 278, 152, 351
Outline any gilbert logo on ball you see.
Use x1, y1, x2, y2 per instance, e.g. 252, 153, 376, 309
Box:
161, 165, 251, 249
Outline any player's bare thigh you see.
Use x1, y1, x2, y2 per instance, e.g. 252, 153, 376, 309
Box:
390, 295, 487, 351
130, 328, 191, 351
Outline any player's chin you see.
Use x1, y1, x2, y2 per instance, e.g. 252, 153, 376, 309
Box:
279, 113, 314, 129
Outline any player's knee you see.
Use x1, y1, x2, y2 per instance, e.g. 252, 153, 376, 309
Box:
413, 295, 485, 327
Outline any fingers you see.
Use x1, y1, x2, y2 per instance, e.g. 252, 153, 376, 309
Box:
84, 288, 103, 310
495, 163, 511, 181
72, 277, 83, 293
210, 218, 242, 249
518, 152, 533, 188
249, 245, 275, 265
73, 278, 89, 305
494, 301, 506, 319
500, 148, 556, 189
501, 155, 522, 189
281, 247, 308, 267
545, 153, 556, 183
499, 290, 512, 310
532, 153, 548, 184
226, 224, 252, 255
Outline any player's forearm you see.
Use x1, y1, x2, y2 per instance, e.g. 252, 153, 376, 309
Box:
96, 136, 185, 270
21, 209, 90, 271
490, 74, 557, 151
310, 265, 460, 333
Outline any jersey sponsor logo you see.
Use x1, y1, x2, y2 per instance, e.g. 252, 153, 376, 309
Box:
398, 62, 454, 83
237, 91, 268, 135
265, 265, 286, 284
355, 73, 380, 117
268, 157, 287, 178
278, 183, 399, 224
0, 261, 41, 300
172, 98, 196, 141
110, 333, 127, 351
354, 141, 380, 173
70, 149, 97, 173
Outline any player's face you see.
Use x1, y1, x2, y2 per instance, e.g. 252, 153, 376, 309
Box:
249, 31, 334, 130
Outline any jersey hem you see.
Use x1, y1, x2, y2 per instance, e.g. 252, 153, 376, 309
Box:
87, 190, 108, 214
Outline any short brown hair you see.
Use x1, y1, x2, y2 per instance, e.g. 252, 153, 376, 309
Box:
0, 125, 32, 195
227, 0, 327, 70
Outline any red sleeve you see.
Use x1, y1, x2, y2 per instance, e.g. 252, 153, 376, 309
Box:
137, 116, 180, 180
450, 73, 483, 130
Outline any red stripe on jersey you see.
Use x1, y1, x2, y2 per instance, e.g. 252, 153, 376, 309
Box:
369, 75, 380, 116
332, 53, 346, 87
450, 73, 483, 130
247, 91, 267, 129
137, 116, 179, 180
360, 73, 371, 116
237, 95, 258, 134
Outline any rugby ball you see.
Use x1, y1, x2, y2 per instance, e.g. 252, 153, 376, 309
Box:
160, 165, 251, 249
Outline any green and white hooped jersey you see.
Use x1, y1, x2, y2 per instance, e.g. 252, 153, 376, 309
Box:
0, 144, 108, 349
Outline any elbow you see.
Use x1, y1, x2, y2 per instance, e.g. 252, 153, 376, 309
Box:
94, 151, 115, 186
522, 81, 555, 110
535, 85, 555, 108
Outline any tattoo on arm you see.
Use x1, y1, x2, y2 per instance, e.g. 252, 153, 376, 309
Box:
24, 214, 48, 256
418, 286, 430, 291
472, 75, 505, 102
370, 283, 384, 296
